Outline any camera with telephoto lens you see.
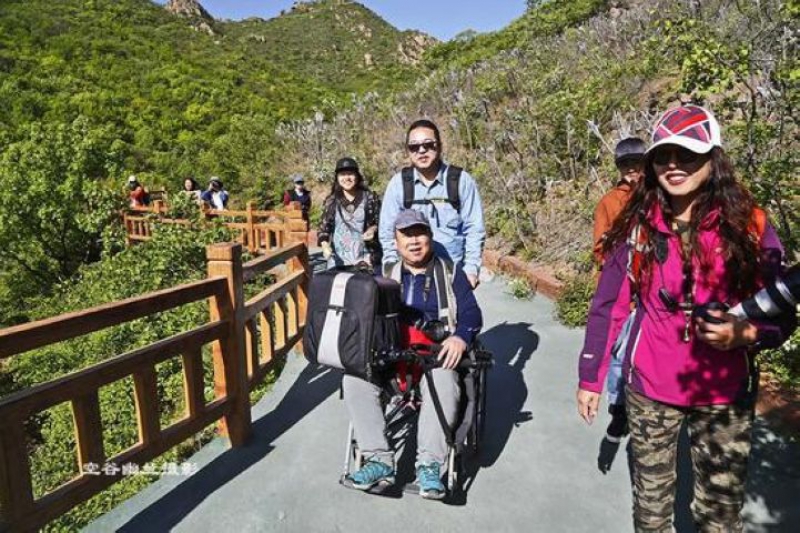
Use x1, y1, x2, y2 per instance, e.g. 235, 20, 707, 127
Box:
696, 264, 799, 323
728, 264, 799, 320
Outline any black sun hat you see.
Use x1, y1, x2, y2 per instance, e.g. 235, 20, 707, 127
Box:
614, 137, 647, 167
334, 157, 360, 175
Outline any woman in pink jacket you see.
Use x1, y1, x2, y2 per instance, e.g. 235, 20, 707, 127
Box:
576, 105, 796, 532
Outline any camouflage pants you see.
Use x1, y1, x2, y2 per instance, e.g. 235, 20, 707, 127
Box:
626, 390, 754, 533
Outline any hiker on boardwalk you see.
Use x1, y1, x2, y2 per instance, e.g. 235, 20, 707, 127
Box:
344, 209, 482, 500
283, 174, 312, 226
181, 177, 202, 204
576, 105, 796, 532
317, 157, 382, 271
592, 136, 647, 446
127, 175, 149, 208
379, 119, 485, 288
201, 177, 229, 210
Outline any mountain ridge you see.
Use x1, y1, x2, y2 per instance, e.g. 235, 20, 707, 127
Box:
159, 0, 438, 90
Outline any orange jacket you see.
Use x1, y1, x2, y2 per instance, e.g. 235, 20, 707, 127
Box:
593, 181, 634, 264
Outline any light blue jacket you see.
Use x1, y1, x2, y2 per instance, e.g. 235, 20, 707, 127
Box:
379, 163, 486, 277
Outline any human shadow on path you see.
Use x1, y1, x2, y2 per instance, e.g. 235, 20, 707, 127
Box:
438, 321, 538, 505
117, 362, 340, 532
475, 321, 539, 467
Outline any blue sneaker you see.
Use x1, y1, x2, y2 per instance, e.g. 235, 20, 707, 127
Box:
348, 460, 395, 490
416, 463, 445, 500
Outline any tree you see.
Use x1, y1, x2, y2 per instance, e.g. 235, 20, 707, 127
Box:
0, 118, 124, 325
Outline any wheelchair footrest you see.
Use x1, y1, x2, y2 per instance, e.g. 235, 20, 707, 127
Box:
339, 476, 401, 498
402, 482, 420, 495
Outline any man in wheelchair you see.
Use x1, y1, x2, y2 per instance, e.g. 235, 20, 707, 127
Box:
343, 209, 483, 500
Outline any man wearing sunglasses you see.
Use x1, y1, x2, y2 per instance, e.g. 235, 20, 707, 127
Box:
378, 119, 486, 289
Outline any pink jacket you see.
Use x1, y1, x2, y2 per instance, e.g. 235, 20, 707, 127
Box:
578, 205, 796, 407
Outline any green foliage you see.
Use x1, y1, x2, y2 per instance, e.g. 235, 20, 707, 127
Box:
555, 273, 595, 328
760, 326, 800, 392
424, 0, 607, 69
0, 0, 340, 195
221, 0, 430, 94
506, 277, 534, 300
0, 118, 125, 326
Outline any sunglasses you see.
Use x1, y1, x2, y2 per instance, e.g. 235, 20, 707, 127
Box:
407, 141, 438, 154
651, 146, 704, 166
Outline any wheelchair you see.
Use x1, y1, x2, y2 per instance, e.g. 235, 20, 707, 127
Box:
339, 340, 492, 498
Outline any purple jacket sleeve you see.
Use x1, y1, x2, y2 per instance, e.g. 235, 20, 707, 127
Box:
750, 223, 797, 349
578, 243, 631, 393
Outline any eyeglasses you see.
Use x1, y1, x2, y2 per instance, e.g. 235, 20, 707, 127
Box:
407, 140, 438, 154
651, 147, 703, 166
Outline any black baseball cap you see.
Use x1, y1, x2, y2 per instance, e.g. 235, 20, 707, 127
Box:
614, 137, 647, 166
335, 157, 360, 175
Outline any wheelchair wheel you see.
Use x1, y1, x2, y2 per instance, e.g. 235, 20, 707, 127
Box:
340, 423, 363, 485
467, 365, 488, 455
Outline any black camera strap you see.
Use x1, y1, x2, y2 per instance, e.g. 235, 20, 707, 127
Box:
661, 220, 696, 342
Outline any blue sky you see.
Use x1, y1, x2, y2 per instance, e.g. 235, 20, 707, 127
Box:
154, 1, 527, 41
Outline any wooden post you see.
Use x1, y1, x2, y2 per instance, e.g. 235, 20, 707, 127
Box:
206, 243, 251, 447
153, 200, 165, 215
181, 347, 206, 419
246, 202, 256, 254
123, 213, 132, 247
284, 208, 308, 244
72, 391, 106, 470
0, 418, 34, 531
133, 367, 161, 446
259, 309, 274, 366
290, 247, 310, 330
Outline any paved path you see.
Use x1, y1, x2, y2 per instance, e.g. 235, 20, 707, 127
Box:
88, 275, 800, 532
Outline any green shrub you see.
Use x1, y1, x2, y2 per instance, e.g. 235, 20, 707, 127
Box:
506, 277, 534, 300
555, 272, 595, 328
760, 325, 800, 392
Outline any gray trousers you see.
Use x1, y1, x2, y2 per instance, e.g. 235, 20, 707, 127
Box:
343, 368, 460, 468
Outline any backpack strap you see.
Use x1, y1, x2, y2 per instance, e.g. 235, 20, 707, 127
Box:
402, 165, 463, 213
433, 257, 457, 332
445, 165, 462, 213
748, 207, 767, 243
401, 167, 415, 209
626, 224, 646, 297
388, 262, 403, 284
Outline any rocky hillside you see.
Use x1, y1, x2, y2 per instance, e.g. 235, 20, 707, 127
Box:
164, 0, 215, 34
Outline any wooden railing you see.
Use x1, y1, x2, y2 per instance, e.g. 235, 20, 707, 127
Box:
124, 201, 309, 254
0, 241, 309, 532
